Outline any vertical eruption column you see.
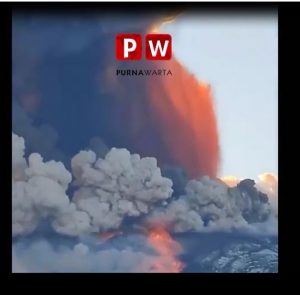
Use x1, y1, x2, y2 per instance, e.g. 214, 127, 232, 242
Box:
110, 57, 220, 179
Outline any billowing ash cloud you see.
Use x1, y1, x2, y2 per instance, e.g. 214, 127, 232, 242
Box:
12, 133, 173, 237
13, 131, 277, 238
149, 176, 277, 235
12, 132, 277, 273
71, 149, 173, 232
12, 133, 91, 236
13, 131, 278, 240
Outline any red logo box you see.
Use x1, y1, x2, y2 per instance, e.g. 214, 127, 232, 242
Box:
145, 34, 172, 60
115, 34, 142, 60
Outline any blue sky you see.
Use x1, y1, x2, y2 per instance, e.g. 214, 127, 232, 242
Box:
162, 13, 278, 179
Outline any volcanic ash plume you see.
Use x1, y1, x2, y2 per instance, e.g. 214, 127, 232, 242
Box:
12, 14, 277, 273
107, 59, 219, 179
149, 176, 277, 235
70, 148, 173, 233
12, 134, 91, 236
12, 133, 173, 237
12, 133, 277, 272
13, 14, 219, 179
102, 13, 219, 178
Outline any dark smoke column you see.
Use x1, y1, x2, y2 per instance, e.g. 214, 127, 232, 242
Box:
106, 57, 220, 179
13, 13, 220, 178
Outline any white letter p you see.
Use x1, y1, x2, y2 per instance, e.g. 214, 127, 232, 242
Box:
124, 38, 137, 58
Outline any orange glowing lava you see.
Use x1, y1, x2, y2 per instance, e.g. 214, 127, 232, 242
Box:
147, 226, 184, 273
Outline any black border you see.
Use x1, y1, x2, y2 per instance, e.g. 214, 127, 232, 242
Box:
10, 2, 277, 13
1, 1, 295, 283
0, 2, 12, 276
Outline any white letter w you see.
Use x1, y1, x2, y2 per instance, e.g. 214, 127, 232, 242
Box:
148, 40, 169, 57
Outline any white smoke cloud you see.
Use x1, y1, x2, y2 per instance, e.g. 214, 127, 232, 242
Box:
12, 133, 173, 237
12, 132, 277, 239
71, 148, 173, 232
12, 133, 91, 237
149, 176, 277, 235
